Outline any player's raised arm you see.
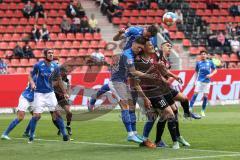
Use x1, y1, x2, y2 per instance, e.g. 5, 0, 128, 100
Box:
113, 28, 125, 41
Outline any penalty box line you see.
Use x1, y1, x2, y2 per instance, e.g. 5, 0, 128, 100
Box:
14, 137, 240, 155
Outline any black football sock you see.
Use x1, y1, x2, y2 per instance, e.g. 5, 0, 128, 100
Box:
155, 119, 167, 144
66, 112, 72, 126
167, 117, 177, 142
180, 99, 190, 115
173, 110, 180, 137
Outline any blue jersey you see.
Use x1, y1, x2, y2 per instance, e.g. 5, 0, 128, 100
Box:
123, 26, 144, 50
150, 35, 158, 48
111, 49, 135, 82
196, 60, 216, 83
21, 75, 37, 102
32, 60, 60, 93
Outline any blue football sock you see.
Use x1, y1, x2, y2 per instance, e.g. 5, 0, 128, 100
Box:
143, 121, 155, 138
190, 93, 198, 109
56, 117, 67, 137
3, 118, 20, 135
129, 110, 136, 132
24, 119, 32, 134
121, 110, 132, 132
202, 96, 208, 111
29, 117, 39, 140
90, 84, 110, 105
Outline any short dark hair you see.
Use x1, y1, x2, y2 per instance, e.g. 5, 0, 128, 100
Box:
147, 25, 158, 37
200, 50, 207, 55
134, 36, 147, 45
161, 41, 172, 47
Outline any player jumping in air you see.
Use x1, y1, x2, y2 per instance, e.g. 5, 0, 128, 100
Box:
28, 48, 69, 143
189, 50, 217, 117
88, 25, 158, 111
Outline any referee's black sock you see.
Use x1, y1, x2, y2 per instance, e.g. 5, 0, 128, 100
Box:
180, 99, 190, 115
155, 119, 166, 144
167, 117, 177, 142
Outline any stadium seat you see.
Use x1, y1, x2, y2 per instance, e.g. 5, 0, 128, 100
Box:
46, 41, 54, 48
2, 34, 12, 41
9, 18, 18, 25
72, 41, 81, 48
79, 49, 87, 56
25, 67, 32, 73
15, 26, 24, 33
85, 33, 93, 41
34, 50, 43, 57
81, 41, 89, 48
189, 47, 199, 55
12, 33, 21, 41
0, 42, 8, 49
63, 41, 72, 48
69, 49, 78, 56
51, 25, 61, 33
60, 49, 69, 57
98, 40, 107, 48
50, 33, 58, 40
29, 58, 37, 66
89, 41, 99, 49
222, 54, 230, 62
66, 33, 75, 40
183, 39, 192, 47
8, 67, 16, 74
54, 41, 63, 49
230, 54, 239, 62
8, 42, 16, 49
93, 33, 102, 40
20, 59, 29, 66
112, 17, 121, 25
131, 10, 139, 17
150, 2, 158, 9
16, 67, 26, 74
36, 41, 45, 49
76, 33, 84, 40
24, 25, 32, 33
58, 33, 67, 41
0, 51, 4, 58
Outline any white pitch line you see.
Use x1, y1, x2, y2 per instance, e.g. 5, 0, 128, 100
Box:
13, 137, 240, 155
158, 154, 240, 160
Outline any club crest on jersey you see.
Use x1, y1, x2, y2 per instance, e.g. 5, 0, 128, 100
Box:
127, 59, 133, 64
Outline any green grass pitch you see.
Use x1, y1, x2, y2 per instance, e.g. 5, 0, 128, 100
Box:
0, 105, 240, 160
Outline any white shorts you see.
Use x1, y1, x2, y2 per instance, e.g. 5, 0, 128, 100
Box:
109, 81, 131, 102
16, 95, 33, 112
194, 81, 211, 94
32, 92, 58, 113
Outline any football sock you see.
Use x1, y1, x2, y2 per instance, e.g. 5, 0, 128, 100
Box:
66, 112, 72, 126
129, 110, 136, 132
202, 96, 208, 111
168, 118, 177, 142
24, 119, 32, 134
180, 99, 191, 114
90, 84, 110, 105
56, 117, 67, 137
3, 118, 20, 135
29, 117, 39, 139
130, 90, 138, 106
143, 121, 155, 138
190, 93, 198, 109
173, 110, 180, 137
52, 119, 60, 130
121, 110, 132, 133
155, 120, 167, 144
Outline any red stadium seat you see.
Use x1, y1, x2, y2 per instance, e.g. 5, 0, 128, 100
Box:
20, 59, 29, 66
8, 42, 16, 49
29, 58, 37, 66
1, 18, 9, 25
19, 18, 28, 25
131, 10, 139, 17
10, 59, 20, 66
25, 67, 32, 73
146, 17, 154, 24
0, 42, 8, 49
36, 41, 45, 49
58, 33, 67, 41
175, 32, 185, 39
89, 41, 99, 49
183, 39, 191, 47
189, 47, 199, 55
24, 25, 32, 33
16, 67, 26, 74
51, 25, 61, 33
76, 33, 84, 40
230, 54, 239, 62
54, 41, 63, 49
15, 26, 24, 33
46, 41, 54, 48
63, 41, 72, 48
120, 17, 129, 24
98, 40, 107, 48
50, 33, 58, 40
93, 33, 102, 40
78, 49, 87, 56
112, 17, 121, 25
221, 54, 230, 62
59, 49, 68, 57
8, 67, 16, 74
85, 33, 93, 41
34, 50, 43, 57
66, 33, 75, 40
81, 41, 89, 48
129, 17, 138, 25
2, 34, 12, 41
150, 2, 158, 9
72, 41, 81, 48
69, 49, 78, 56
140, 10, 148, 16
6, 26, 15, 33
122, 10, 131, 17
9, 18, 18, 25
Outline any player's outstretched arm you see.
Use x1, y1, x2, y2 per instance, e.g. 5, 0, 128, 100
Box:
113, 28, 125, 41
207, 69, 217, 78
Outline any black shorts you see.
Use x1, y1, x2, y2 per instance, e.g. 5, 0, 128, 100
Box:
149, 93, 175, 110
170, 88, 179, 98
55, 93, 69, 107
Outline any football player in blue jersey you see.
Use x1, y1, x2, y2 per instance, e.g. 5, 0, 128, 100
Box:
28, 48, 69, 143
1, 76, 36, 140
88, 25, 158, 110
190, 50, 217, 117
109, 37, 154, 144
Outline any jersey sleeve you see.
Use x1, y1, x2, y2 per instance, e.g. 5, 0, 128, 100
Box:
124, 27, 136, 38
31, 63, 39, 76
195, 62, 199, 72
210, 60, 216, 70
